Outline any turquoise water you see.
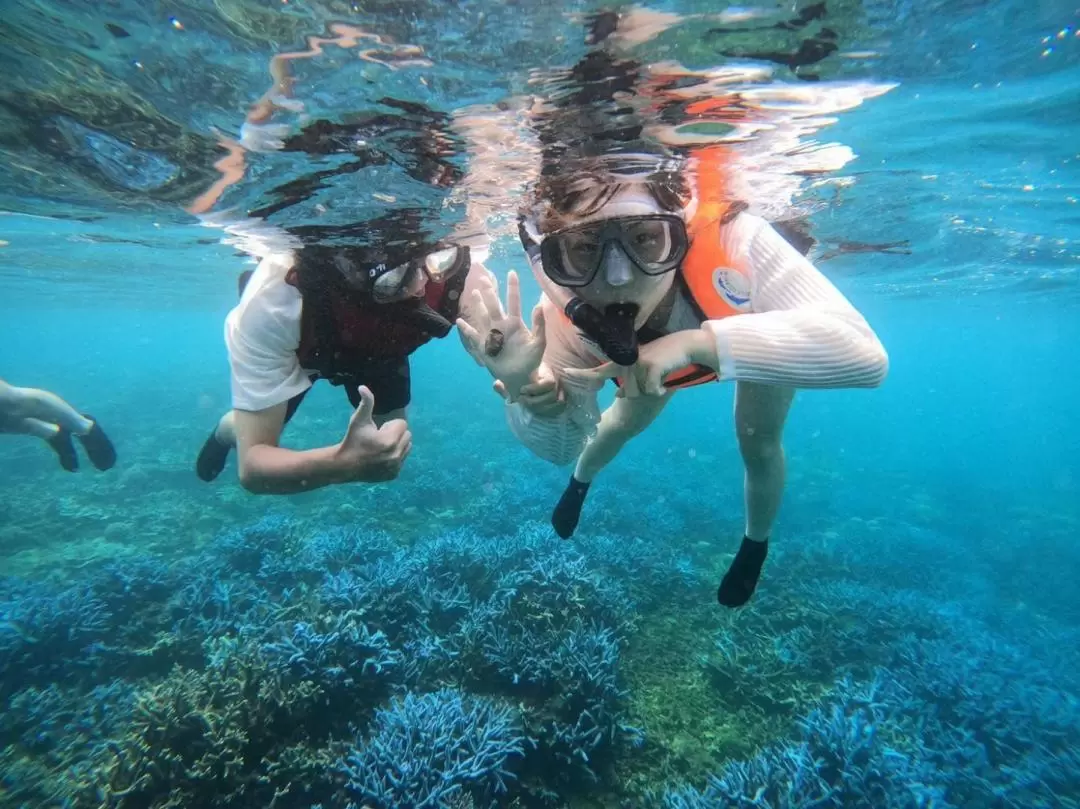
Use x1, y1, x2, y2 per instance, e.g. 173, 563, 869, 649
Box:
1, 1, 1079, 807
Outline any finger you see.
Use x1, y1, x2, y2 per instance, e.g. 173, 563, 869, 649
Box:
564, 363, 620, 386
381, 418, 408, 440
644, 367, 671, 397
620, 369, 642, 399
506, 270, 521, 320
530, 303, 547, 350
397, 429, 413, 458
351, 385, 375, 426
455, 317, 483, 355
478, 275, 503, 320
492, 380, 511, 402
519, 378, 556, 397
468, 289, 492, 329
520, 391, 557, 410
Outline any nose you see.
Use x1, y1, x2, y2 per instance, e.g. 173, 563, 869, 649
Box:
405, 270, 429, 298
602, 244, 634, 287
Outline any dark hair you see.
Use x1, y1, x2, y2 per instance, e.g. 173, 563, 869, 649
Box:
528, 160, 690, 232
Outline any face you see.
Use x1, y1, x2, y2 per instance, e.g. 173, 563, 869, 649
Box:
547, 186, 679, 325
371, 246, 466, 303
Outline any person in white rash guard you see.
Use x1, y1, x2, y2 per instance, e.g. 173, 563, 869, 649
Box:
193, 209, 493, 495
457, 154, 888, 608
0, 379, 116, 473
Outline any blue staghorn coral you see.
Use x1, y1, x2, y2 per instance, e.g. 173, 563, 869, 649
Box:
340, 688, 526, 808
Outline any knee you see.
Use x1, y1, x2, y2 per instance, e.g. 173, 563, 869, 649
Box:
608, 412, 648, 441
738, 426, 784, 469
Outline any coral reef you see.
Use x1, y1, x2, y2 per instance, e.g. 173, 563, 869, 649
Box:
2, 510, 1078, 808
341, 689, 526, 808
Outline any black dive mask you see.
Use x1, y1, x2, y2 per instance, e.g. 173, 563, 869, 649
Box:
333, 244, 470, 304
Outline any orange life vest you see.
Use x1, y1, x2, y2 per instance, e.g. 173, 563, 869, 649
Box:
646, 144, 752, 390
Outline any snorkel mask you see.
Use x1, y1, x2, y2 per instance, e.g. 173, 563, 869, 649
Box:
519, 213, 688, 365
331, 243, 471, 337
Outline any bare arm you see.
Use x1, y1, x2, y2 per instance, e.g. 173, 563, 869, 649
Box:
233, 388, 411, 495
234, 403, 350, 494
701, 215, 889, 389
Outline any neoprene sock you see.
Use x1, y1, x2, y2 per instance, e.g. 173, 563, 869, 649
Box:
717, 536, 769, 608
196, 429, 231, 482
77, 415, 116, 471
551, 475, 591, 539
48, 428, 78, 472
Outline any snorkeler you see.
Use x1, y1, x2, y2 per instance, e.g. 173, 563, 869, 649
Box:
189, 43, 498, 496
194, 208, 493, 494
457, 150, 888, 607
0, 379, 116, 472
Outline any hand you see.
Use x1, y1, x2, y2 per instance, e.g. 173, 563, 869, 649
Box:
564, 328, 716, 398
335, 386, 412, 482
456, 270, 547, 402
495, 366, 567, 416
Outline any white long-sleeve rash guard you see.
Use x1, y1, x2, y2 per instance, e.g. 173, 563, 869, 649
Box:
506, 212, 890, 466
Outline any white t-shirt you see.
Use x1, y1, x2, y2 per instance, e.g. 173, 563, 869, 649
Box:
223, 252, 493, 412
224, 252, 313, 412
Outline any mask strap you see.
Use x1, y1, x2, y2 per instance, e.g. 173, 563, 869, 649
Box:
517, 214, 543, 263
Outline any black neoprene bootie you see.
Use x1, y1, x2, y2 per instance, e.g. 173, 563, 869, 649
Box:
552, 476, 591, 539
717, 536, 769, 608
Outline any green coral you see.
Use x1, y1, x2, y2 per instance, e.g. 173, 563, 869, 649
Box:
85, 647, 340, 808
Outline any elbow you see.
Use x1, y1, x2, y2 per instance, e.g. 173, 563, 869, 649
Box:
861, 335, 890, 388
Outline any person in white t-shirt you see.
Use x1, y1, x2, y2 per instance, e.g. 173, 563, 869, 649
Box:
195, 209, 491, 495
0, 379, 116, 472
457, 153, 888, 608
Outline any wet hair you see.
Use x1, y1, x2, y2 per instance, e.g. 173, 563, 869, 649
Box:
528, 160, 691, 233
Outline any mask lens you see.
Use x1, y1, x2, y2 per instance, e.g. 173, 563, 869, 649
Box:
547, 224, 605, 286
540, 216, 687, 287
424, 246, 463, 281
372, 262, 415, 302
621, 218, 675, 266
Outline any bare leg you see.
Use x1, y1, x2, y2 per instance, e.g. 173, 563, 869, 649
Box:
196, 410, 237, 482
215, 410, 237, 447
0, 415, 79, 471
552, 393, 672, 538
2, 416, 60, 439
717, 381, 795, 607
735, 382, 795, 541
0, 381, 92, 435
575, 393, 671, 482
374, 407, 407, 427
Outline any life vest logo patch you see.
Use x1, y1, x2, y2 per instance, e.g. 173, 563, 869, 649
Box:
712, 268, 752, 311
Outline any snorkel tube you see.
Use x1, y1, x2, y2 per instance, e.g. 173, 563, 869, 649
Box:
564, 298, 640, 366
397, 299, 454, 338
521, 214, 644, 365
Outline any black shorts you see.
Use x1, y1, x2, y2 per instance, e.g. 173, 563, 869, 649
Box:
283, 357, 411, 424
